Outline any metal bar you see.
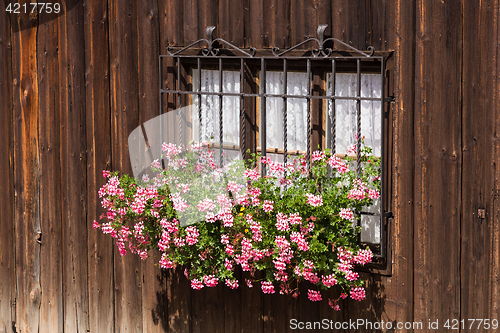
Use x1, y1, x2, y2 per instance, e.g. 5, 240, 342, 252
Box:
159, 56, 165, 169
380, 58, 386, 258
198, 58, 202, 142
240, 59, 245, 157
355, 58, 361, 247
356, 58, 361, 177
260, 58, 267, 175
306, 59, 311, 172
161, 54, 385, 61
177, 58, 182, 146
219, 58, 223, 167
331, 59, 336, 154
283, 58, 288, 173
159, 56, 163, 115
160, 89, 382, 101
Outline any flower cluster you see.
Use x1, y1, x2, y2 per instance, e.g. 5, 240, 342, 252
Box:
94, 140, 380, 310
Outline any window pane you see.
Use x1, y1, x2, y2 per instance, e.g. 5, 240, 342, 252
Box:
327, 73, 383, 245
327, 73, 382, 156
262, 71, 308, 153
192, 69, 240, 146
361, 201, 381, 244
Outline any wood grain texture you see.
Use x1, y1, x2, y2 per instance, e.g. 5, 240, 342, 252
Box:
198, 0, 217, 40
267, 0, 290, 49
246, 0, 264, 48
108, 0, 144, 331
491, 0, 500, 325
330, 0, 374, 52
240, 279, 263, 333
262, 291, 297, 333
223, 271, 242, 333
84, 0, 115, 331
461, 0, 499, 326
191, 286, 225, 333
57, 2, 91, 330
183, 0, 198, 45
161, 0, 183, 47
11, 2, 41, 331
167, 268, 191, 333
5, 1, 500, 332
157, 7, 191, 332
0, 3, 15, 332
136, 1, 165, 332
218, 0, 244, 47
413, 0, 462, 325
37, 13, 63, 333
290, 0, 331, 47
381, 0, 415, 331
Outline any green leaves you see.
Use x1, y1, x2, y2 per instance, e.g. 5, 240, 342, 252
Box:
96, 141, 380, 308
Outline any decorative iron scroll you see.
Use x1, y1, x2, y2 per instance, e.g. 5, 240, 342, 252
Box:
166, 25, 375, 58
167, 26, 257, 57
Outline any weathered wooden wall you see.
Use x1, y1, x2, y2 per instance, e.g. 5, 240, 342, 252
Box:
1, 0, 499, 332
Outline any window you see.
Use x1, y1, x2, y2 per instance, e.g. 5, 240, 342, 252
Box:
157, 25, 390, 261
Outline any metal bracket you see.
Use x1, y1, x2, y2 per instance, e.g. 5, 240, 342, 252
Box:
383, 211, 394, 218
384, 96, 395, 103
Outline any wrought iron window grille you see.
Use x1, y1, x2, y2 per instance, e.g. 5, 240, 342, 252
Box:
159, 25, 392, 263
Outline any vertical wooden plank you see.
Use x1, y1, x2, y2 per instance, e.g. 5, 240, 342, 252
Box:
157, 3, 192, 332
218, 0, 244, 47
290, 0, 332, 47
183, 0, 198, 44
377, 0, 416, 330
37, 13, 64, 333
296, 283, 320, 332
240, 278, 263, 333
215, 5, 245, 321
247, 0, 264, 48
369, 0, 391, 51
330, 0, 370, 51
491, 0, 500, 325
84, 0, 115, 331
223, 273, 242, 333
0, 3, 15, 333
413, 0, 462, 326
108, 0, 144, 331
136, 0, 165, 332
58, 1, 91, 331
262, 292, 297, 333
167, 268, 191, 333
191, 286, 225, 333
11, 1, 41, 331
161, 0, 183, 47
198, 0, 217, 38
461, 0, 498, 326
247, 0, 290, 49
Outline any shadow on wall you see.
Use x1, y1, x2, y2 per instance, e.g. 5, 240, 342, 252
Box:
150, 269, 388, 332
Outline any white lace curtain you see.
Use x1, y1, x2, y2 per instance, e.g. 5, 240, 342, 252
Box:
192, 70, 240, 146
191, 70, 382, 156
263, 71, 309, 153
327, 73, 382, 156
